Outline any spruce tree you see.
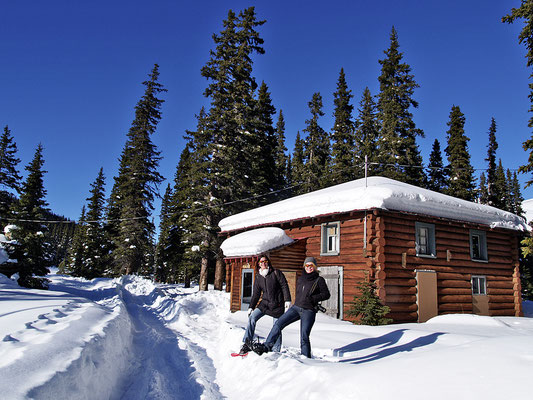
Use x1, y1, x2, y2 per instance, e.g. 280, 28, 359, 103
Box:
198, 7, 266, 290
444, 105, 476, 201
274, 110, 289, 200
250, 81, 277, 206
493, 159, 508, 210
478, 173, 489, 204
485, 117, 499, 206
376, 27, 425, 186
503, 2, 533, 298
347, 280, 392, 325
2, 144, 52, 287
300, 92, 330, 193
0, 126, 21, 226
108, 64, 166, 277
354, 87, 379, 178
155, 183, 174, 283
180, 110, 215, 289
290, 132, 305, 195
505, 169, 525, 216
64, 207, 87, 277
503, 2, 533, 187
81, 168, 110, 278
330, 68, 355, 184
426, 139, 448, 193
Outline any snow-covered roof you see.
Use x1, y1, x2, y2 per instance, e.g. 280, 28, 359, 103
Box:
220, 227, 294, 257
219, 176, 529, 233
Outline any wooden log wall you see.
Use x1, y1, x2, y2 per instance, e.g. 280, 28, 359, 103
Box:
378, 210, 522, 322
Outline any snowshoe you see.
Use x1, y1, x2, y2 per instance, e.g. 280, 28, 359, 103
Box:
231, 339, 252, 357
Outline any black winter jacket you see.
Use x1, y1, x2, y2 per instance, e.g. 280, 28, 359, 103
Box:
294, 270, 331, 311
250, 267, 291, 318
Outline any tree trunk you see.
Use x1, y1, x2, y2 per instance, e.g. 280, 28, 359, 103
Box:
214, 256, 225, 291
184, 267, 191, 288
199, 257, 209, 291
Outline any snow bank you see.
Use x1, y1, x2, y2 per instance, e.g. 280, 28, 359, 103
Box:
2, 272, 533, 399
220, 227, 294, 257
219, 176, 529, 233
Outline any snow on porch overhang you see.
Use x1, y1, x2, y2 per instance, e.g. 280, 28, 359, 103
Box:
220, 227, 295, 258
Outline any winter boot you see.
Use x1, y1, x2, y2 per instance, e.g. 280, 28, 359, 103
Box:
239, 339, 252, 355
252, 342, 269, 356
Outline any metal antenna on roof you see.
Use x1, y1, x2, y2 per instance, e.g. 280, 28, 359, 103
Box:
365, 155, 368, 187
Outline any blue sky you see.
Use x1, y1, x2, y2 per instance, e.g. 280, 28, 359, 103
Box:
0, 0, 530, 223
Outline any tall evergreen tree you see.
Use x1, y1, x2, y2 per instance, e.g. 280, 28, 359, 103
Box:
444, 106, 475, 201
376, 27, 425, 186
249, 81, 277, 206
180, 110, 215, 289
300, 92, 330, 193
2, 144, 52, 287
444, 105, 475, 201
506, 169, 525, 216
485, 117, 499, 206
290, 132, 305, 195
330, 68, 355, 184
493, 159, 508, 210
155, 183, 174, 283
64, 207, 87, 277
273, 110, 289, 199
0, 126, 21, 226
478, 173, 489, 204
82, 168, 110, 278
503, 2, 533, 187
354, 87, 379, 178
426, 139, 447, 193
198, 7, 266, 290
503, 2, 533, 298
107, 64, 166, 277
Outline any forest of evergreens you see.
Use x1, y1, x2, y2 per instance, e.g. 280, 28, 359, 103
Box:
0, 3, 532, 298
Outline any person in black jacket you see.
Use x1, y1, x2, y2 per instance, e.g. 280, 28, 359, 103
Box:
239, 255, 291, 354
254, 256, 330, 358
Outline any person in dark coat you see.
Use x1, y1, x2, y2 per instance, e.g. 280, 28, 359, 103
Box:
239, 255, 291, 354
254, 256, 330, 358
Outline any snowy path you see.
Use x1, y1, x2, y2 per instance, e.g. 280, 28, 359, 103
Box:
0, 275, 225, 399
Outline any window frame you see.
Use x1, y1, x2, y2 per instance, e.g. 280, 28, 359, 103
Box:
321, 221, 340, 256
469, 229, 488, 262
415, 222, 436, 258
471, 275, 487, 296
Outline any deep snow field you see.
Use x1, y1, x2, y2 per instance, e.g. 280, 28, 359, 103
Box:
1, 271, 533, 400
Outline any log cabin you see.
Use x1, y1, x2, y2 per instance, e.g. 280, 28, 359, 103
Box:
219, 177, 529, 323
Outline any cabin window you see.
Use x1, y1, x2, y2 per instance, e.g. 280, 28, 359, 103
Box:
472, 275, 487, 295
470, 230, 488, 261
415, 222, 436, 257
321, 221, 340, 255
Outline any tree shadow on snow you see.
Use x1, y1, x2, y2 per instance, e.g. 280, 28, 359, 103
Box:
338, 331, 445, 364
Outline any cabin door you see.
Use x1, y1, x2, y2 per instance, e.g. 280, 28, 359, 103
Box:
318, 266, 343, 319
240, 268, 254, 311
416, 269, 438, 323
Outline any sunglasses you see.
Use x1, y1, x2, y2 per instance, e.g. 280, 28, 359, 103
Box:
259, 260, 268, 264
305, 263, 315, 268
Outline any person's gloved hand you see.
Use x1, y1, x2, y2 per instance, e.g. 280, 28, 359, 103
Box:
248, 308, 253, 317
284, 301, 291, 312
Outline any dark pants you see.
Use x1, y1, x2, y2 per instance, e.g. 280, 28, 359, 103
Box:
265, 305, 316, 358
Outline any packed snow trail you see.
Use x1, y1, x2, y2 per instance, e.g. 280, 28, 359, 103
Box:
7, 275, 225, 399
